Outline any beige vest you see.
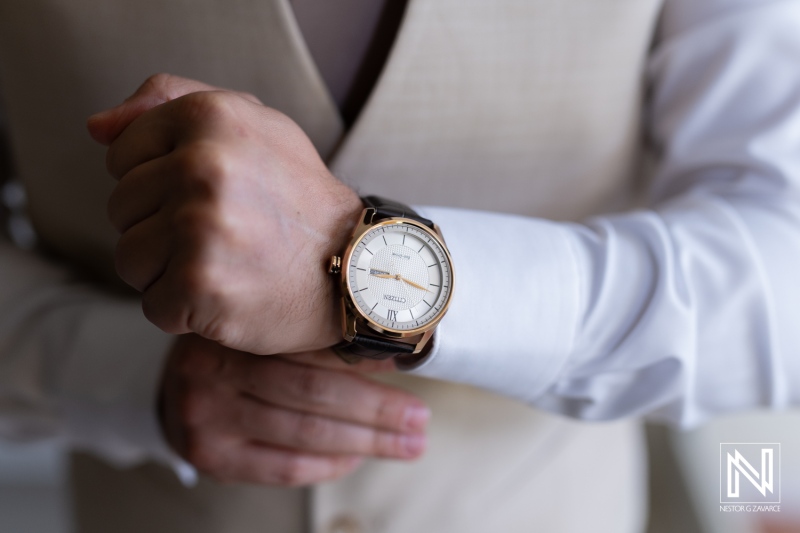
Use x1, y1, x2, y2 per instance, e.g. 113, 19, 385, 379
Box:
0, 0, 662, 531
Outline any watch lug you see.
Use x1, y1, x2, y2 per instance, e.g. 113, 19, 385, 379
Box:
362, 207, 378, 227
432, 222, 448, 245
343, 207, 376, 248
412, 329, 435, 354
340, 298, 358, 342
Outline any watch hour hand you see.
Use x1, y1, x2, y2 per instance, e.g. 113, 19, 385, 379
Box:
370, 269, 431, 292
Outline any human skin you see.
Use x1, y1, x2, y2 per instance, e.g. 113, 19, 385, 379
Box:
89, 73, 361, 356
161, 335, 429, 485
89, 74, 430, 485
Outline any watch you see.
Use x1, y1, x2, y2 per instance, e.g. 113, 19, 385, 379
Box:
328, 196, 455, 363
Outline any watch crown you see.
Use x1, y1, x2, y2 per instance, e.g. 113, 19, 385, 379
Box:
328, 255, 342, 274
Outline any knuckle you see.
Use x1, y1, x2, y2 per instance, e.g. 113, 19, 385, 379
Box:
261, 106, 293, 128
172, 203, 213, 241
293, 413, 331, 448
290, 367, 332, 405
196, 146, 231, 186
171, 198, 233, 252
188, 311, 237, 346
373, 432, 402, 457
157, 259, 234, 341
236, 90, 262, 105
179, 91, 235, 125
173, 144, 232, 195
374, 394, 405, 429
175, 259, 213, 301
275, 455, 312, 487
162, 261, 234, 346
162, 247, 215, 300
175, 265, 229, 321
141, 73, 172, 93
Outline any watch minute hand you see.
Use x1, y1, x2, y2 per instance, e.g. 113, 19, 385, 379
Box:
399, 276, 431, 292
369, 269, 431, 292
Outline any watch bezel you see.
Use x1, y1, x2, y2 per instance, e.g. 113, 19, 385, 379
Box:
341, 214, 455, 339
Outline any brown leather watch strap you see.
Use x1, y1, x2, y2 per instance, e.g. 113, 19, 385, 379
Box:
333, 333, 416, 361
362, 195, 434, 228
333, 196, 431, 362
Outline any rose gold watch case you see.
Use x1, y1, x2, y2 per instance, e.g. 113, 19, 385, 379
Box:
334, 207, 455, 354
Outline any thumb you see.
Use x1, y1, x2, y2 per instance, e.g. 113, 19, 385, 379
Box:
86, 73, 221, 146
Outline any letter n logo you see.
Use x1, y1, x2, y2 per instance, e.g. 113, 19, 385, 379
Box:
720, 443, 780, 504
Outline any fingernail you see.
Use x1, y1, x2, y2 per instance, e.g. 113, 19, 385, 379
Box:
403, 405, 431, 431
401, 434, 427, 457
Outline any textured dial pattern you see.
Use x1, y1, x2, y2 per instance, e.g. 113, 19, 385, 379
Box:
369, 245, 429, 310
347, 222, 452, 331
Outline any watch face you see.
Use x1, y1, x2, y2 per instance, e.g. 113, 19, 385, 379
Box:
346, 221, 453, 333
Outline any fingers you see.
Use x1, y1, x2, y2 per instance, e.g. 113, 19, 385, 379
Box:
140, 254, 200, 335
104, 90, 251, 180
162, 337, 429, 486
108, 149, 224, 291
217, 397, 426, 459
107, 156, 172, 232
87, 73, 221, 145
140, 240, 242, 340
87, 72, 264, 146
189, 437, 364, 486
232, 444, 363, 486
233, 355, 430, 433
114, 212, 172, 291
104, 105, 182, 180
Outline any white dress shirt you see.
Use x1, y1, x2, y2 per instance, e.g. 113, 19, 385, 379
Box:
0, 0, 799, 475
412, 0, 800, 427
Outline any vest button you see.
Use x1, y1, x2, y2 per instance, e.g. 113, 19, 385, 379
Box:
328, 514, 363, 533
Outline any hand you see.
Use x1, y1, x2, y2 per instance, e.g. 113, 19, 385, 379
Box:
88, 74, 363, 355
161, 334, 430, 486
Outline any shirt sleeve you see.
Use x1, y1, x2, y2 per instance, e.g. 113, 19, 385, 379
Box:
0, 239, 195, 482
404, 0, 800, 428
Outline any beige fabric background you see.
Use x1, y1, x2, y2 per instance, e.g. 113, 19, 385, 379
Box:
0, 0, 663, 531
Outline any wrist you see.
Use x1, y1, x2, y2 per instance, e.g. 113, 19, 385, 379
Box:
325, 196, 455, 362
310, 182, 364, 350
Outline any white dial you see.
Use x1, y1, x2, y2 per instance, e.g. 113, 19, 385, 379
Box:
346, 222, 453, 332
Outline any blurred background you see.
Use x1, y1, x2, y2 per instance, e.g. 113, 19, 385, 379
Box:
0, 438, 69, 533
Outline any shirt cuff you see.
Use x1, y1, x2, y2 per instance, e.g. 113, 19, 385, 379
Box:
403, 206, 582, 403
58, 298, 197, 485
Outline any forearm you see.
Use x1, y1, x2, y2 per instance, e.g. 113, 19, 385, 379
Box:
405, 0, 800, 425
